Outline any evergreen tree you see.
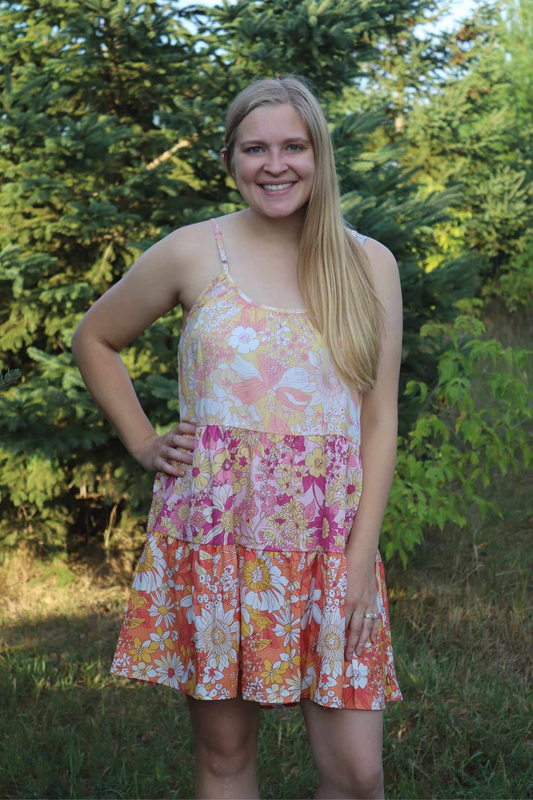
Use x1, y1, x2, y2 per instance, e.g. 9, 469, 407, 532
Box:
0, 0, 478, 560
403, 0, 533, 304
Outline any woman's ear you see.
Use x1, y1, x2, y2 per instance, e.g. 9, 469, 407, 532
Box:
219, 148, 228, 170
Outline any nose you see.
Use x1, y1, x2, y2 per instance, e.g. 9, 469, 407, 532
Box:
264, 148, 290, 174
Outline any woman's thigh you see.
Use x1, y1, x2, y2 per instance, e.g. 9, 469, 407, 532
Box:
300, 699, 384, 794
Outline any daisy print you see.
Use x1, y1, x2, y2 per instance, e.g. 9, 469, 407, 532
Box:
154, 651, 185, 689
316, 606, 345, 678
132, 535, 166, 593
148, 591, 176, 628
108, 217, 404, 711
272, 607, 301, 647
240, 552, 289, 613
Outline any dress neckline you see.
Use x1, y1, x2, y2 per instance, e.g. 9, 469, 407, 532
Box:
211, 217, 308, 314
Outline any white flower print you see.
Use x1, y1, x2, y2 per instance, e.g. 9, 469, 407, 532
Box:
273, 319, 292, 346
317, 606, 345, 678
301, 576, 322, 629
148, 590, 176, 628
194, 604, 239, 671
154, 651, 184, 689
150, 626, 173, 652
308, 349, 348, 417
132, 535, 166, 593
240, 553, 288, 613
272, 607, 301, 647
179, 591, 195, 624
345, 658, 369, 690
132, 661, 157, 681
265, 682, 292, 703
284, 674, 303, 702
229, 326, 261, 354
230, 353, 262, 381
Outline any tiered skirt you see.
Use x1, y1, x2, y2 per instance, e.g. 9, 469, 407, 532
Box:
109, 425, 404, 710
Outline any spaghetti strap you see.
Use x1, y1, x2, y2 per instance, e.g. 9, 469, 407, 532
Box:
209, 218, 229, 273
350, 228, 367, 245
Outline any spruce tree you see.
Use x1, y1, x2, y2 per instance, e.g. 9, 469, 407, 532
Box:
0, 0, 476, 560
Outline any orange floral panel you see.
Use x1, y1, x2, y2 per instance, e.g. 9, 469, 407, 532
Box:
110, 534, 403, 710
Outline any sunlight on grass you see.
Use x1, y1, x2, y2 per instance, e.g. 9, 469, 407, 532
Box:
1, 301, 531, 799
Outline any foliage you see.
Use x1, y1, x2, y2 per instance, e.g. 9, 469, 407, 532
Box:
383, 300, 533, 566
0, 0, 529, 561
0, 369, 22, 391
402, 0, 533, 307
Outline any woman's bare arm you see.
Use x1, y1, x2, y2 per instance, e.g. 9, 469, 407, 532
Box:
345, 238, 404, 565
71, 225, 196, 461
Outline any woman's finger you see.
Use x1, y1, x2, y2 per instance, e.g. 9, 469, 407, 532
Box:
371, 616, 380, 643
354, 618, 375, 657
345, 611, 366, 660
166, 445, 194, 463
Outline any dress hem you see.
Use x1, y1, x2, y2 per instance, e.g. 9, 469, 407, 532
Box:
109, 666, 403, 711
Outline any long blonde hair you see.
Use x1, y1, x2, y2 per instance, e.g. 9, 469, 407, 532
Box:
222, 73, 386, 395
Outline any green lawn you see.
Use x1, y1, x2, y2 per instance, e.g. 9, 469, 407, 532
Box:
1, 455, 531, 799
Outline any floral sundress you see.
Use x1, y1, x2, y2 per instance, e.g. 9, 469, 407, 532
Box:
109, 217, 404, 710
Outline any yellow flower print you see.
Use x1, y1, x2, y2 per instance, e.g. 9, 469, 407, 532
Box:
175, 500, 191, 524
243, 559, 272, 593
192, 453, 211, 491
346, 468, 362, 508
231, 471, 247, 495
262, 527, 282, 546
276, 465, 304, 498
325, 485, 342, 507
211, 448, 232, 478
234, 440, 252, 466
321, 516, 330, 540
147, 495, 165, 534
241, 554, 288, 612
280, 498, 309, 539
129, 637, 159, 664
260, 658, 290, 686
156, 515, 177, 541
292, 462, 307, 482
305, 447, 326, 478
279, 646, 302, 669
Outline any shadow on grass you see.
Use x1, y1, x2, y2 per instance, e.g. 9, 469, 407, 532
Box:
1, 463, 531, 799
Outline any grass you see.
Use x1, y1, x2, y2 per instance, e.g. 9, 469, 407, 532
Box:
1, 299, 531, 799
1, 461, 530, 799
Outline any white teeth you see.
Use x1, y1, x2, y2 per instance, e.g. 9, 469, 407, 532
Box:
261, 182, 294, 191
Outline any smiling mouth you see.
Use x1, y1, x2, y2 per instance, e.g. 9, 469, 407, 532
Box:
258, 181, 297, 194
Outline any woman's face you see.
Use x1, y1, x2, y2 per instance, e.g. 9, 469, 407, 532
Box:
222, 103, 315, 219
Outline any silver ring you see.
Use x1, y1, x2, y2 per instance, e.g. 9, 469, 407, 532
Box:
363, 613, 378, 619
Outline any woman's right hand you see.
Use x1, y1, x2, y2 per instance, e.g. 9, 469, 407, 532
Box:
137, 420, 197, 477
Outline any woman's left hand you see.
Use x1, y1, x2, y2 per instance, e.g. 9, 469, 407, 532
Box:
344, 558, 380, 661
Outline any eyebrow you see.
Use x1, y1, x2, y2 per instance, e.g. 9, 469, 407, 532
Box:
239, 137, 311, 148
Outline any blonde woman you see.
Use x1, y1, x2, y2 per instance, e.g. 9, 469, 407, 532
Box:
72, 74, 404, 800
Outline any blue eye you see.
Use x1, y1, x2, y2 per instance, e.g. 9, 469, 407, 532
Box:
246, 144, 303, 153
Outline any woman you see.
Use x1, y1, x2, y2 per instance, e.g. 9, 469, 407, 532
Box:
72, 74, 404, 800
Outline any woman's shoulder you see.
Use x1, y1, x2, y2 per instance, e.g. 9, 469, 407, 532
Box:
346, 227, 395, 261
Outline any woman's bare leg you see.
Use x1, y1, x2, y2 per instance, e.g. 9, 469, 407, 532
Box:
185, 692, 262, 800
300, 698, 384, 800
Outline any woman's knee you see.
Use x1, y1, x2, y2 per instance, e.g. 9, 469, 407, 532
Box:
186, 694, 260, 777
196, 734, 257, 778
352, 763, 384, 799
321, 759, 384, 799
